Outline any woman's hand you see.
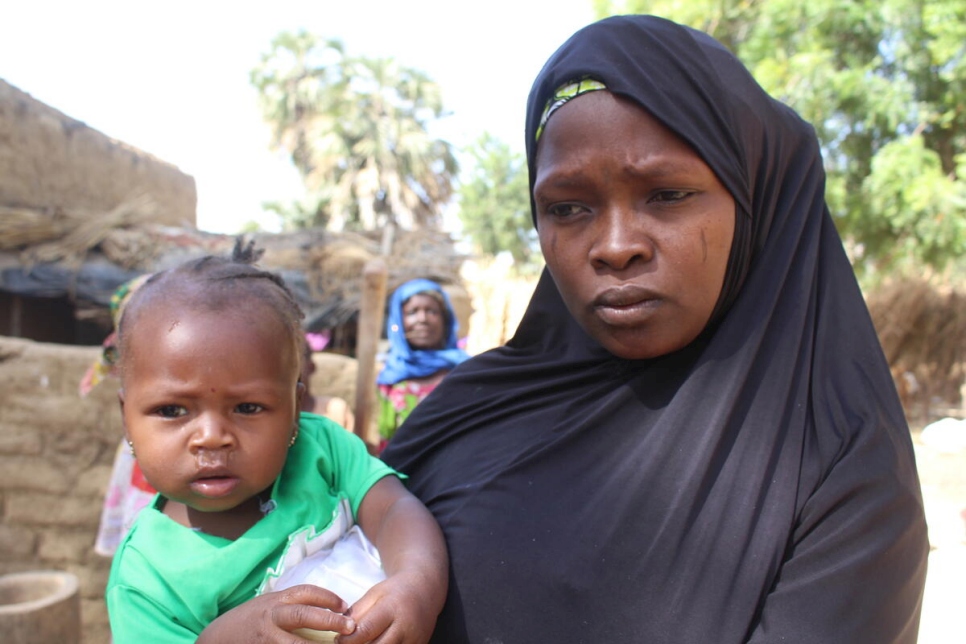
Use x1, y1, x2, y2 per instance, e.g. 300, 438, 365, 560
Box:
197, 585, 355, 644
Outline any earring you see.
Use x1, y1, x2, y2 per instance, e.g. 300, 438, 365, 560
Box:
288, 425, 299, 448
127, 439, 136, 458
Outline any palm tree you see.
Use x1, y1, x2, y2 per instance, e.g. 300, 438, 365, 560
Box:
251, 31, 458, 232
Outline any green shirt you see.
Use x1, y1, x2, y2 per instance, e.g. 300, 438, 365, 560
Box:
106, 413, 396, 643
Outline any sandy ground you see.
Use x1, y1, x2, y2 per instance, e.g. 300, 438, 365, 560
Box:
912, 425, 966, 644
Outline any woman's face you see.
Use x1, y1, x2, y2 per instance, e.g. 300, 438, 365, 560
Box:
533, 91, 735, 360
403, 292, 447, 350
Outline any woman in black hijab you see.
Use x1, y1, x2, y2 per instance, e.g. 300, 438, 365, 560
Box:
381, 14, 929, 644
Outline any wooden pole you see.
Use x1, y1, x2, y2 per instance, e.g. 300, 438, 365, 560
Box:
353, 258, 388, 449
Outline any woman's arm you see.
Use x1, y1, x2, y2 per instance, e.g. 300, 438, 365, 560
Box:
341, 475, 449, 644
747, 430, 929, 643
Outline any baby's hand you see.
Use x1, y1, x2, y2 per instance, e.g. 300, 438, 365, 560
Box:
337, 572, 438, 644
198, 584, 356, 643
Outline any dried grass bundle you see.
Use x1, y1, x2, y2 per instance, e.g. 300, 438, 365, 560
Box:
0, 205, 72, 248
868, 278, 966, 412
27, 194, 160, 266
99, 227, 163, 269
1, 195, 162, 267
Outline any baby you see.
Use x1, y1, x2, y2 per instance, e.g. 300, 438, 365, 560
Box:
105, 243, 447, 643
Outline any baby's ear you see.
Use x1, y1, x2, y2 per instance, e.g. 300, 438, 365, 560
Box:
295, 381, 306, 407
117, 389, 130, 439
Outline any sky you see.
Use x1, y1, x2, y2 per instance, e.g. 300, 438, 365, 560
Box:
0, 0, 596, 234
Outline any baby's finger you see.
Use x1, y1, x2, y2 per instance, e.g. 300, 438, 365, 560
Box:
269, 588, 356, 639
277, 584, 350, 614
279, 604, 356, 639
336, 604, 394, 644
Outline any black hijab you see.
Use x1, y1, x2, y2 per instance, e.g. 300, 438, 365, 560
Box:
383, 15, 927, 644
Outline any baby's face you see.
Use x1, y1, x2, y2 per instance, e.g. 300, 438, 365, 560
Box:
119, 305, 301, 514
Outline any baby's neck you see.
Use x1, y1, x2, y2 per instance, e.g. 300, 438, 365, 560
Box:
162, 494, 269, 541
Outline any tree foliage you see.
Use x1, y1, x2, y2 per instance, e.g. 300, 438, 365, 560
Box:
457, 133, 542, 274
251, 31, 458, 232
597, 0, 966, 280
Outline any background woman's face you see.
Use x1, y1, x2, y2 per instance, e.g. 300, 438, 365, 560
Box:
533, 91, 735, 360
403, 292, 447, 350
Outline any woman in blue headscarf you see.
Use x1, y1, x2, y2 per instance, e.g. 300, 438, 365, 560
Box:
376, 278, 469, 451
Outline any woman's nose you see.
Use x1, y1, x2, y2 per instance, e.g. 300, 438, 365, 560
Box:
589, 208, 655, 270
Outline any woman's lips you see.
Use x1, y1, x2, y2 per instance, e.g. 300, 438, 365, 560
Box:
593, 285, 662, 326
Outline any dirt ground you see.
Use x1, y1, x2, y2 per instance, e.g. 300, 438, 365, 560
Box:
912, 424, 966, 644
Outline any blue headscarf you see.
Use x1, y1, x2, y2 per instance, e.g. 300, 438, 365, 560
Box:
377, 278, 469, 386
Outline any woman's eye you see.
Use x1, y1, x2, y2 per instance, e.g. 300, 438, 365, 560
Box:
651, 189, 693, 204
155, 405, 186, 418
546, 203, 586, 218
236, 403, 264, 415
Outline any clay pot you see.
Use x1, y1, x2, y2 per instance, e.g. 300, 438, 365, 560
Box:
0, 571, 80, 644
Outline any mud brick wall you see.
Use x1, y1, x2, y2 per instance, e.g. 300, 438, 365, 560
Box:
0, 336, 119, 642
0, 79, 196, 226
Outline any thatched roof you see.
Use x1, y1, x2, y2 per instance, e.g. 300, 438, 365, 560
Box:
0, 199, 467, 332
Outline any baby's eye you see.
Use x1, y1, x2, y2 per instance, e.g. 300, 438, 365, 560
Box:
155, 405, 186, 418
236, 403, 264, 415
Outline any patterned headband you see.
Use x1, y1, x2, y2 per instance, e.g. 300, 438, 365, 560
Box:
535, 77, 608, 142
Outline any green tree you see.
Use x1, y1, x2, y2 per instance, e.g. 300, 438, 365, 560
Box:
251, 30, 458, 232
596, 0, 966, 280
457, 133, 542, 274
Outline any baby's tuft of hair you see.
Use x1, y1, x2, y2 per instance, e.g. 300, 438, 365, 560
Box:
232, 237, 265, 265
116, 237, 304, 378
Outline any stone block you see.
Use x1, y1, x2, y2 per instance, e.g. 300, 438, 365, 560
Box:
48, 429, 102, 469
0, 523, 38, 559
0, 427, 43, 456
78, 552, 111, 597
6, 492, 101, 528
82, 596, 109, 625
0, 560, 45, 578
65, 560, 110, 599
76, 465, 113, 498
0, 405, 37, 431
0, 456, 73, 493
38, 528, 95, 564
82, 601, 112, 644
